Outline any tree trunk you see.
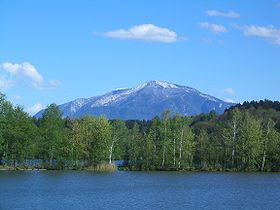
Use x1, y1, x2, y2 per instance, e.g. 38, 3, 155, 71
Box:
109, 140, 115, 164
261, 123, 270, 171
261, 150, 266, 171
162, 122, 167, 168
161, 145, 166, 168
178, 128, 184, 168
223, 143, 226, 170
153, 133, 157, 162
232, 120, 236, 168
173, 137, 176, 167
72, 142, 75, 167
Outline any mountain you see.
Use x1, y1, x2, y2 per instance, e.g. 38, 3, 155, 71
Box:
35, 80, 235, 120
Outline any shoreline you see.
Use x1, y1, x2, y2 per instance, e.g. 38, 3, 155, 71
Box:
0, 166, 278, 173
0, 163, 117, 172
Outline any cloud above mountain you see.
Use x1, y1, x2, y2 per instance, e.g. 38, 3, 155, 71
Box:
0, 62, 60, 90
101, 24, 179, 43
0, 75, 14, 90
220, 88, 235, 95
224, 98, 235, 103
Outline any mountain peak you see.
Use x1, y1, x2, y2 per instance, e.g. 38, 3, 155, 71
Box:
35, 81, 235, 120
145, 80, 179, 89
115, 81, 179, 93
147, 80, 178, 88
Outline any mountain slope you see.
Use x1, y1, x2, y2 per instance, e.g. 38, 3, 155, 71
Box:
35, 80, 235, 120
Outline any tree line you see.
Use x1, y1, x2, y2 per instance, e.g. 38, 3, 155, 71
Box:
1, 93, 280, 171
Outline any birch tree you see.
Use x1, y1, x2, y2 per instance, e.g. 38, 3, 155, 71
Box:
160, 110, 171, 168
110, 120, 127, 164
237, 111, 262, 170
39, 103, 65, 168
229, 108, 241, 168
261, 118, 280, 171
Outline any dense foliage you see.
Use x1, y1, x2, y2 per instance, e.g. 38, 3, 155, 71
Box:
1, 93, 280, 171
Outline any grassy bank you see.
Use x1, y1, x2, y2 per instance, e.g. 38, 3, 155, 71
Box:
84, 163, 118, 172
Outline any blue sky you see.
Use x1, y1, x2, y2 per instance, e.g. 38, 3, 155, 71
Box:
0, 0, 280, 115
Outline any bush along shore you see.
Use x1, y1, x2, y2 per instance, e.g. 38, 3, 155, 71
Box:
1, 93, 280, 172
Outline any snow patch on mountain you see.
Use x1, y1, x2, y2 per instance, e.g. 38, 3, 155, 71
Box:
146, 80, 179, 89
91, 80, 180, 107
69, 98, 90, 112
91, 91, 132, 107
91, 83, 146, 107
198, 93, 217, 102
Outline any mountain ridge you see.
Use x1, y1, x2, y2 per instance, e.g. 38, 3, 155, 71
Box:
35, 80, 235, 120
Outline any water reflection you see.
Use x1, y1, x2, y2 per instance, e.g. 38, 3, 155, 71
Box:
0, 171, 280, 210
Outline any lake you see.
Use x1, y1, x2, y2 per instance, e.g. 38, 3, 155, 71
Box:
0, 171, 279, 210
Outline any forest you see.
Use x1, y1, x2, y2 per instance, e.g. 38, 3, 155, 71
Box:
1, 93, 280, 172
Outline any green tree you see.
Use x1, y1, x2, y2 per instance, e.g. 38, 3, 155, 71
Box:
196, 130, 210, 169
172, 115, 194, 169
148, 117, 161, 168
141, 132, 154, 170
237, 111, 262, 170
261, 118, 280, 171
110, 120, 128, 164
39, 103, 65, 168
179, 117, 195, 168
159, 110, 172, 168
67, 119, 89, 168
229, 108, 241, 168
0, 93, 7, 163
9, 107, 38, 166
0, 93, 14, 165
124, 123, 141, 170
0, 93, 38, 167
80, 116, 111, 166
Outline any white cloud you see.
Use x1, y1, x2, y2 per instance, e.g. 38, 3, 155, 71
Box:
224, 98, 235, 103
1, 62, 43, 87
240, 25, 280, 45
0, 75, 14, 90
103, 24, 178, 43
220, 88, 235, 95
199, 22, 227, 34
0, 62, 60, 90
27, 102, 44, 115
206, 10, 240, 18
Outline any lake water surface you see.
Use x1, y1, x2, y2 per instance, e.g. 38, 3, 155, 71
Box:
0, 171, 279, 210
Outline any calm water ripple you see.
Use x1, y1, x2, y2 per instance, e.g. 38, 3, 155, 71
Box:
0, 171, 280, 210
